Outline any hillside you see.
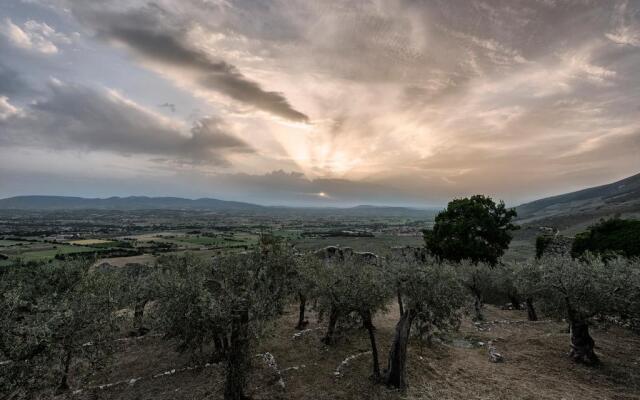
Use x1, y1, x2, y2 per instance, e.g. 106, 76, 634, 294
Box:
0, 196, 264, 211
516, 172, 640, 227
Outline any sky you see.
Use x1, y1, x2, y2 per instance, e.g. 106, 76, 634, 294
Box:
0, 0, 639, 207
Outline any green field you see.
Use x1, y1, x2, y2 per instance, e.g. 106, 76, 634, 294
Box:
14, 245, 101, 262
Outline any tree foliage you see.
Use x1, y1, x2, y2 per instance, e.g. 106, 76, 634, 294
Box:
384, 258, 465, 388
424, 195, 518, 265
526, 254, 640, 364
456, 261, 495, 321
290, 253, 323, 330
0, 260, 119, 398
571, 218, 640, 258
154, 237, 296, 400
315, 257, 391, 377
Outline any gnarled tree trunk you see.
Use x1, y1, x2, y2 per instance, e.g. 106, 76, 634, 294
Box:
473, 292, 483, 321
322, 307, 339, 344
525, 298, 537, 321
296, 292, 308, 330
569, 319, 598, 365
225, 309, 250, 400
361, 309, 380, 379
384, 309, 416, 389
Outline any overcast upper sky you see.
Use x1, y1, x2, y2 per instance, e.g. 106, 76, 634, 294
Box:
0, 0, 639, 206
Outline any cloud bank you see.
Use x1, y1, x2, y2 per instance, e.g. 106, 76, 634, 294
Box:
0, 0, 638, 205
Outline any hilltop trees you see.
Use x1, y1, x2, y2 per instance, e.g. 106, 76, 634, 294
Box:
384, 259, 465, 389
424, 195, 518, 265
154, 238, 296, 400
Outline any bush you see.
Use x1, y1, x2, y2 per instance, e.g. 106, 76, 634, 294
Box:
571, 218, 640, 258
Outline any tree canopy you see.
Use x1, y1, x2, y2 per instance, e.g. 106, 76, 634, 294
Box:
424, 195, 518, 265
571, 217, 640, 258
0, 260, 119, 397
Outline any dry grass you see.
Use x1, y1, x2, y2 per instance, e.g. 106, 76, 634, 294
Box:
65, 305, 640, 400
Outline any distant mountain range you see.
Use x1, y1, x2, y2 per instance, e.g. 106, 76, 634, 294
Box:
516, 172, 640, 226
0, 195, 435, 217
4, 171, 639, 222
0, 196, 263, 211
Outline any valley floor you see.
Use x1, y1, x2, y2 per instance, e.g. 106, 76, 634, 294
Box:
65, 305, 640, 400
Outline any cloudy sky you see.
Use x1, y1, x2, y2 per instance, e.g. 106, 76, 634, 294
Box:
0, 0, 639, 206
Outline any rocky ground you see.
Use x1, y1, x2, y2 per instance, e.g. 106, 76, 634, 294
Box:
63, 305, 640, 400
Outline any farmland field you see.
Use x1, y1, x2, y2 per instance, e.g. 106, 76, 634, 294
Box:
69, 239, 114, 245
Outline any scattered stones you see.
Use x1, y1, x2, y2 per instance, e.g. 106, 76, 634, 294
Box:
256, 352, 285, 389
475, 319, 553, 331
333, 351, 371, 377
292, 327, 322, 339
72, 363, 218, 395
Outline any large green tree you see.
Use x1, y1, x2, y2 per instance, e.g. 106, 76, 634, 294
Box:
424, 195, 518, 265
571, 217, 640, 258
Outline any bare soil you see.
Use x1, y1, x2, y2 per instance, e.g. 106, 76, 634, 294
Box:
63, 305, 640, 400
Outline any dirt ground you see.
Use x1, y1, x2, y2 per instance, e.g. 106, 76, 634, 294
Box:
64, 305, 640, 400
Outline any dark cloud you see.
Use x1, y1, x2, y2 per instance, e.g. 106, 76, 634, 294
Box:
0, 81, 252, 165
73, 5, 309, 122
0, 62, 28, 96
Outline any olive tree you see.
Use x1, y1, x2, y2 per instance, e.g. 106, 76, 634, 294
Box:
457, 261, 495, 321
291, 254, 323, 330
155, 238, 296, 400
96, 262, 156, 336
492, 263, 523, 310
384, 259, 465, 389
0, 260, 119, 397
315, 258, 391, 378
514, 261, 541, 321
532, 254, 639, 364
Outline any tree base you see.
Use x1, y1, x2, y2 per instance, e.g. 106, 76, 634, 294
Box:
295, 320, 309, 330
569, 320, 599, 365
